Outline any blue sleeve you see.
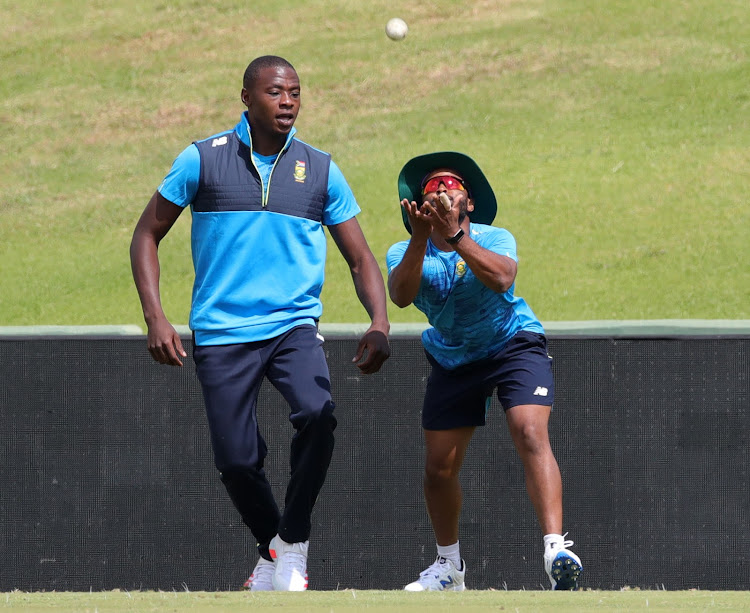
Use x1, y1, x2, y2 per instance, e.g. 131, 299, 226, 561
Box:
157, 144, 200, 208
323, 159, 361, 226
477, 226, 518, 262
386, 241, 409, 274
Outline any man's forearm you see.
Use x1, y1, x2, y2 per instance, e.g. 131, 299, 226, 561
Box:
453, 237, 516, 293
352, 256, 390, 329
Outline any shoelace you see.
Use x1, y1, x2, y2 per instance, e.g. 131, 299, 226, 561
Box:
560, 532, 574, 550
282, 552, 308, 572
549, 532, 574, 551
420, 557, 450, 578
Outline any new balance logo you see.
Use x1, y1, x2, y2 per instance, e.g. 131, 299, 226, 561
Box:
440, 575, 454, 588
533, 386, 549, 396
211, 136, 228, 147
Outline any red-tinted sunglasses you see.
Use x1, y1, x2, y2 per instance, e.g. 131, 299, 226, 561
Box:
421, 175, 467, 195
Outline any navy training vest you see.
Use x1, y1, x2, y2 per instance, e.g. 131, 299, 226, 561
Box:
191, 131, 331, 222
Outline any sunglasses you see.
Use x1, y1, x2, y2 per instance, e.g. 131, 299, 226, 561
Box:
421, 175, 467, 195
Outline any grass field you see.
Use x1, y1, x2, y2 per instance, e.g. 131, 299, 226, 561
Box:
1, 0, 748, 327
3, 589, 750, 612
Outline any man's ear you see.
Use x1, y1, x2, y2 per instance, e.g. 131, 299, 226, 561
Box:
240, 88, 249, 106
466, 197, 475, 212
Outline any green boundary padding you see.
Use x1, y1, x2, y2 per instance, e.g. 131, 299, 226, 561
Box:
1, 321, 748, 337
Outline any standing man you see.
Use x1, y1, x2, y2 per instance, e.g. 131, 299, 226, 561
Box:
386, 152, 582, 591
130, 55, 390, 592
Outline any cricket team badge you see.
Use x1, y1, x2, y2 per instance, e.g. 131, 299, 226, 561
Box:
294, 160, 307, 183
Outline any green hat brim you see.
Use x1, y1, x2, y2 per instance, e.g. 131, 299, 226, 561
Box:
397, 151, 497, 234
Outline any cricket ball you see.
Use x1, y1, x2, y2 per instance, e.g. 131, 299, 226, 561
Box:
385, 18, 408, 41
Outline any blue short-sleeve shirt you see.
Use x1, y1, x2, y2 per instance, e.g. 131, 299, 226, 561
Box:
386, 223, 544, 369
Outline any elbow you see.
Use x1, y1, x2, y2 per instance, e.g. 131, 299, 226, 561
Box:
390, 296, 413, 309
387, 271, 418, 308
491, 257, 518, 294
128, 231, 142, 263
388, 287, 413, 308
493, 273, 515, 294
494, 262, 517, 293
387, 284, 415, 309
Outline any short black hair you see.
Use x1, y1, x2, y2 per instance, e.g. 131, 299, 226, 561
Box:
243, 56, 297, 89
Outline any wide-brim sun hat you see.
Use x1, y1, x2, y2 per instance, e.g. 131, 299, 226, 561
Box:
397, 151, 497, 234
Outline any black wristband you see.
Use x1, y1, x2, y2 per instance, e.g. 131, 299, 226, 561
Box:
445, 228, 465, 245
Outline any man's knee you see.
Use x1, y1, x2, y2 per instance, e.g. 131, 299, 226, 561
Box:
290, 399, 337, 432
424, 456, 459, 485
511, 421, 551, 456
508, 406, 551, 451
220, 465, 266, 489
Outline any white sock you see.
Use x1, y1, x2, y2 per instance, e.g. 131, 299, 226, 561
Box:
437, 542, 461, 568
543, 533, 565, 553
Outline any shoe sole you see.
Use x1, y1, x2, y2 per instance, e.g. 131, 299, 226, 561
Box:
404, 580, 466, 592
551, 555, 582, 591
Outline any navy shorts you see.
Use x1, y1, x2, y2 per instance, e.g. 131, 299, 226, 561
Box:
422, 331, 554, 430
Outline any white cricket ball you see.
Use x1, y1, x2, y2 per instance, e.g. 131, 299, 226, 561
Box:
385, 17, 408, 41
438, 192, 452, 211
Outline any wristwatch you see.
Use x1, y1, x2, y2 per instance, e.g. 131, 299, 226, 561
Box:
445, 228, 465, 245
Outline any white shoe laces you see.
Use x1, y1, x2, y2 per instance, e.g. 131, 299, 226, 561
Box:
281, 551, 307, 573
420, 557, 450, 579
548, 533, 574, 552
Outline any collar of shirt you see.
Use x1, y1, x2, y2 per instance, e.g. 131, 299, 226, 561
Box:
237, 112, 297, 150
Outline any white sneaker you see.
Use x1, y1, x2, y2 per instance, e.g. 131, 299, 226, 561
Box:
544, 538, 583, 590
243, 557, 275, 591
404, 556, 466, 591
269, 535, 309, 591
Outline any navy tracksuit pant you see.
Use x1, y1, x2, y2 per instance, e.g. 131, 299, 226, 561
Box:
193, 325, 336, 558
